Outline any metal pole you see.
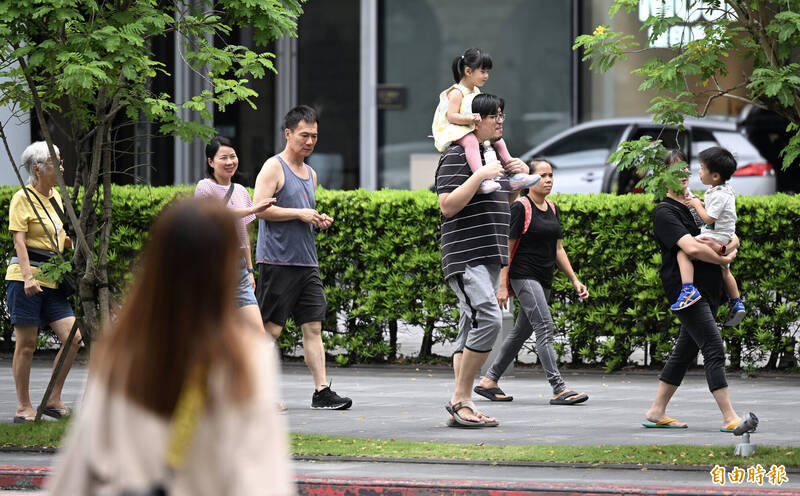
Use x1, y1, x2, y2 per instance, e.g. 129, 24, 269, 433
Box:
359, 0, 378, 191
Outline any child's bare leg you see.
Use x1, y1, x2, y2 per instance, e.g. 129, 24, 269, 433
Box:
721, 266, 740, 299
677, 250, 694, 285
492, 138, 512, 164
457, 133, 499, 193
458, 133, 482, 173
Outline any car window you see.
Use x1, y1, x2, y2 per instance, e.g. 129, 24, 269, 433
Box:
691, 128, 718, 157
539, 126, 624, 169
630, 127, 687, 152
712, 131, 761, 157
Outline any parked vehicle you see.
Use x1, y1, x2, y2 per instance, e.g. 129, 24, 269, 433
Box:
519, 116, 777, 195
737, 105, 800, 194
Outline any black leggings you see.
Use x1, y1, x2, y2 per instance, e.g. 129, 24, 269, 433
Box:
659, 299, 728, 392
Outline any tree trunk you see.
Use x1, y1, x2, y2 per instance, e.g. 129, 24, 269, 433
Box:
388, 320, 397, 361
75, 116, 109, 342
97, 127, 114, 325
778, 338, 797, 369
419, 318, 434, 358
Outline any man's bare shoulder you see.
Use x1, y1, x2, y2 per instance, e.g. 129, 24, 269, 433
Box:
258, 156, 283, 174
254, 156, 285, 199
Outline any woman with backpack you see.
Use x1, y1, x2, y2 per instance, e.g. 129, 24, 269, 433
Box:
474, 157, 590, 405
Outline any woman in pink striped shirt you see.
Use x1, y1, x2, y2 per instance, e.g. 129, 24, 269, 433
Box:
195, 137, 275, 332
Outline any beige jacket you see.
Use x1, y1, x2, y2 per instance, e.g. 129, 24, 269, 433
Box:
47, 335, 294, 496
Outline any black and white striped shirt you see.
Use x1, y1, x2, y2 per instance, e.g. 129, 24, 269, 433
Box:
435, 145, 510, 281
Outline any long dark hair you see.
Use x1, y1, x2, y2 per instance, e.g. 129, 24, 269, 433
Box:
95, 198, 252, 417
451, 47, 493, 84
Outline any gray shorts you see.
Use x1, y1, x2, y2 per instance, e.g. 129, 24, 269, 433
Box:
235, 257, 258, 308
447, 263, 502, 354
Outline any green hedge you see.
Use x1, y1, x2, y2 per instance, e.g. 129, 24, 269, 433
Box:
1, 186, 798, 371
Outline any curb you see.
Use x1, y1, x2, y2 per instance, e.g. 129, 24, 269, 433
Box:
294, 454, 800, 473
0, 467, 797, 495
6, 449, 799, 474
0, 466, 50, 491
297, 475, 800, 495
279, 360, 800, 379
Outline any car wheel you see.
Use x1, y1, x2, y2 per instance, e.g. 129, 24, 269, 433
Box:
601, 166, 618, 193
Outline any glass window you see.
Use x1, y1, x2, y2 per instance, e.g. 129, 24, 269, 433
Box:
630, 127, 687, 153
378, 0, 573, 189
212, 29, 276, 187
297, 0, 360, 190
691, 128, 718, 157
540, 126, 623, 169
712, 130, 760, 157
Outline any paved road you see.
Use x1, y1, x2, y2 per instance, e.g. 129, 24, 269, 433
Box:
2, 355, 798, 493
3, 357, 799, 447
280, 363, 800, 448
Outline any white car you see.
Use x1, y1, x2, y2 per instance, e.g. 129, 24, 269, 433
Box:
519, 117, 776, 195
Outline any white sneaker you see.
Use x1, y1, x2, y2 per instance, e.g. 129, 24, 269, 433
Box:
508, 173, 541, 191
478, 180, 501, 194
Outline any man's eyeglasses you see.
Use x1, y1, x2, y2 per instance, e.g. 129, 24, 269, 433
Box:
487, 113, 506, 122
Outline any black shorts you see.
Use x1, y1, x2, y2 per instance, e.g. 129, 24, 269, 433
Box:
255, 264, 327, 327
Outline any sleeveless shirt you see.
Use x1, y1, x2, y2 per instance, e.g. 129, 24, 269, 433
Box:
255, 155, 318, 266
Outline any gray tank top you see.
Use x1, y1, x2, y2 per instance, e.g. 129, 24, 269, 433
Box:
255, 155, 318, 266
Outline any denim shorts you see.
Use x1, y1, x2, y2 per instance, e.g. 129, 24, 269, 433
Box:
235, 258, 258, 308
6, 280, 74, 328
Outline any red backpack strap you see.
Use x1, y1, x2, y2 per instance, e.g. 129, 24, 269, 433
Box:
546, 198, 556, 216
507, 196, 534, 297
520, 196, 533, 235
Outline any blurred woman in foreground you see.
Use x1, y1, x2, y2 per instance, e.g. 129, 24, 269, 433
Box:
48, 198, 293, 496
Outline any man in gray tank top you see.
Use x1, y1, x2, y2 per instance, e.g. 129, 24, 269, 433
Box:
253, 105, 352, 410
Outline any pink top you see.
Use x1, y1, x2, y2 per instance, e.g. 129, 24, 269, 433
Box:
194, 179, 255, 250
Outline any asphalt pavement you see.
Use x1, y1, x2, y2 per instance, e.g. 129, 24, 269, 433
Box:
279, 362, 799, 448
1, 354, 799, 494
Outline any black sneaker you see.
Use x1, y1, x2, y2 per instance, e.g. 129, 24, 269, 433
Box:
311, 384, 352, 410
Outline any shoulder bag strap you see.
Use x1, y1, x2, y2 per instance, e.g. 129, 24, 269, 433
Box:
164, 366, 208, 472
48, 196, 69, 225
24, 188, 61, 254
222, 183, 236, 205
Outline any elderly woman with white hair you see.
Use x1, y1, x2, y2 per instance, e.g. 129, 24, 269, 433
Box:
5, 141, 82, 423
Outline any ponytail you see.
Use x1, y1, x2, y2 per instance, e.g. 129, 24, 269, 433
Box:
450, 48, 493, 84
451, 55, 464, 83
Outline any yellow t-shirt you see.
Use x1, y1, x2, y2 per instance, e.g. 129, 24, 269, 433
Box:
6, 187, 67, 289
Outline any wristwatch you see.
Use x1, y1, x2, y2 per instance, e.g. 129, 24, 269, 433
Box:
247, 268, 255, 274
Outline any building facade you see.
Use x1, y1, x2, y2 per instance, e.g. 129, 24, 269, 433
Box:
2, 1, 753, 189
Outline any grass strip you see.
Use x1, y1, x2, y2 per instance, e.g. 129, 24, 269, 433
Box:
0, 419, 69, 448
2, 422, 797, 468
291, 433, 800, 468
